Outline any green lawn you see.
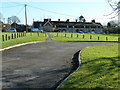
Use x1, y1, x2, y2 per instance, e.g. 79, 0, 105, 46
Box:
61, 44, 120, 89
1, 32, 48, 49
49, 32, 119, 41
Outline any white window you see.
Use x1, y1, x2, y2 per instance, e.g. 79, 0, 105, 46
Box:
67, 25, 69, 28
73, 26, 75, 28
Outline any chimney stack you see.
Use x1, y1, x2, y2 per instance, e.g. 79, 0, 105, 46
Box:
44, 18, 51, 22
58, 19, 60, 22
91, 19, 95, 23
66, 19, 69, 22
75, 19, 77, 22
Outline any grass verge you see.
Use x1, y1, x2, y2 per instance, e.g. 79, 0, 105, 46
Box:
1, 32, 48, 49
61, 44, 120, 89
49, 32, 119, 42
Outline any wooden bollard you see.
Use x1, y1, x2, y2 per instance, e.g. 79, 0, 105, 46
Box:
45, 33, 47, 37
5, 34, 7, 41
83, 35, 84, 39
19, 33, 21, 37
98, 36, 99, 40
106, 37, 108, 41
14, 33, 16, 39
20, 33, 22, 37
24, 32, 26, 36
37, 32, 39, 36
118, 37, 120, 42
30, 32, 32, 36
77, 34, 79, 38
65, 33, 66, 37
2, 35, 4, 41
71, 34, 73, 38
8, 36, 10, 40
11, 34, 14, 39
90, 35, 92, 39
56, 33, 58, 37
17, 33, 19, 38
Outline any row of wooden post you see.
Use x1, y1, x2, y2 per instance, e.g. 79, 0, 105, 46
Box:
56, 33, 109, 40
2, 32, 47, 42
2, 33, 26, 41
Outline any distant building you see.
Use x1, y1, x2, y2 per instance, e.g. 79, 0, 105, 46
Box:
33, 19, 103, 33
2, 23, 11, 32
11, 23, 32, 32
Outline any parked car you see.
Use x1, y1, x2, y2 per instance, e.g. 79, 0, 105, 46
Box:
90, 31, 95, 34
96, 32, 105, 34
40, 30, 44, 33
78, 31, 84, 33
31, 28, 44, 33
31, 28, 41, 32
6, 28, 17, 32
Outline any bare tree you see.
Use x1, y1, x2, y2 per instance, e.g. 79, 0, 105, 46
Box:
105, 0, 120, 19
79, 15, 86, 23
9, 16, 20, 24
108, 20, 118, 27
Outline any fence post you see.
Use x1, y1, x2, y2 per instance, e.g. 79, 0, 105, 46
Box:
23, 32, 25, 37
77, 34, 78, 38
83, 35, 84, 39
8, 36, 10, 40
20, 33, 22, 37
17, 33, 18, 38
2, 35, 4, 41
5, 34, 7, 41
22, 32, 24, 37
90, 35, 92, 39
118, 37, 120, 42
19, 33, 21, 37
21, 32, 23, 37
65, 33, 66, 37
30, 32, 32, 36
37, 32, 39, 36
71, 34, 73, 38
24, 32, 26, 36
56, 33, 58, 37
45, 33, 47, 37
11, 34, 14, 39
14, 33, 16, 39
98, 36, 99, 40
106, 37, 108, 41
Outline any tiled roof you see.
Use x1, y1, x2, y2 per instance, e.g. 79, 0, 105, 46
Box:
33, 20, 103, 28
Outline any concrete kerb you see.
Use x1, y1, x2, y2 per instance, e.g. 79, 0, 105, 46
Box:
0, 41, 45, 51
56, 48, 85, 89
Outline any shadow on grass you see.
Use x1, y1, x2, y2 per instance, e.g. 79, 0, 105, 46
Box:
82, 57, 120, 68
66, 57, 120, 88
79, 57, 120, 86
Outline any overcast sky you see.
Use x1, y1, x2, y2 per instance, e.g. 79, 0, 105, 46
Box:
1, 0, 119, 25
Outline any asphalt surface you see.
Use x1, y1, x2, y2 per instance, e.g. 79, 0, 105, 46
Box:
2, 35, 118, 89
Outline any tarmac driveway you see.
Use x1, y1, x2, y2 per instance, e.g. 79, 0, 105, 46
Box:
2, 40, 117, 88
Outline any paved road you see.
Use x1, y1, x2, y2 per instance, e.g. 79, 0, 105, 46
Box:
2, 36, 118, 88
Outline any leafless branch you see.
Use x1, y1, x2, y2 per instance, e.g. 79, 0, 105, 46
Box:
104, 0, 120, 19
